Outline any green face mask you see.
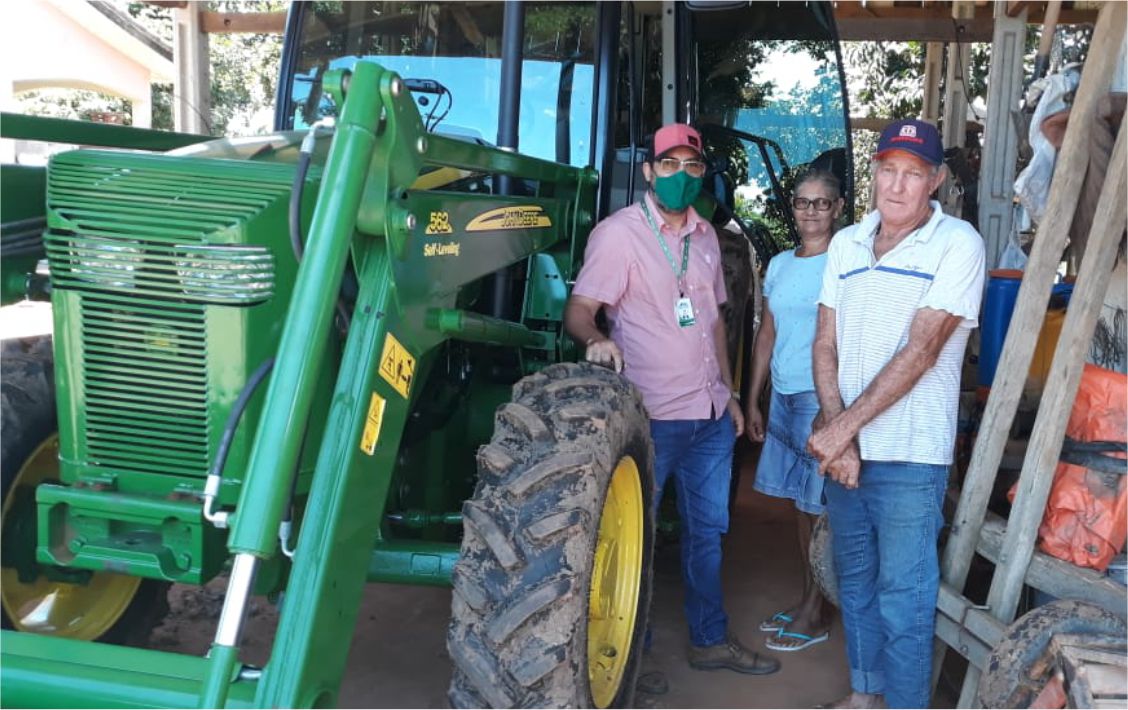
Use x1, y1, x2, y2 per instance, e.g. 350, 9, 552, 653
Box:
652, 170, 703, 212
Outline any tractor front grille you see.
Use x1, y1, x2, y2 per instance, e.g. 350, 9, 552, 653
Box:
80, 295, 210, 477
44, 149, 301, 483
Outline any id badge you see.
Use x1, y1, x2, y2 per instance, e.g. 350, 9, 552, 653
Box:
675, 297, 696, 327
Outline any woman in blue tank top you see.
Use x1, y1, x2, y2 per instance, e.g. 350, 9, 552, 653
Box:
745, 169, 844, 652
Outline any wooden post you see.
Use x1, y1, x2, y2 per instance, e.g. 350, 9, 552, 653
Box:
173, 1, 210, 134
959, 112, 1127, 708
922, 42, 944, 124
1033, 0, 1063, 79
977, 1, 1028, 269
941, 1, 975, 216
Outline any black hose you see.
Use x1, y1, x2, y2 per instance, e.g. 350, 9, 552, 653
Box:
209, 358, 276, 481
289, 151, 313, 261
289, 138, 353, 331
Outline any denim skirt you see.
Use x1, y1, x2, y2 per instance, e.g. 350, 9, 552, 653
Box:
752, 388, 825, 515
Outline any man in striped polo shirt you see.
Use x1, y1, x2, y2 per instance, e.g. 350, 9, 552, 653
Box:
807, 118, 985, 709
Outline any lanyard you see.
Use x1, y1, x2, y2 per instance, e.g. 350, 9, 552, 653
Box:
641, 200, 691, 295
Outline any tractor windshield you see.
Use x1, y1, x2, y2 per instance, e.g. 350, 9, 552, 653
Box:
278, 2, 597, 168
690, 2, 852, 254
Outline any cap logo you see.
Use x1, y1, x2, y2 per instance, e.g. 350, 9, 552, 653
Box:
899, 125, 917, 138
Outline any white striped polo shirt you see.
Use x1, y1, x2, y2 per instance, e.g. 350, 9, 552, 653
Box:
818, 201, 986, 465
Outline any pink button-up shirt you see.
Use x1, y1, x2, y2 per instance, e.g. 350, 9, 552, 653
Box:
572, 192, 730, 421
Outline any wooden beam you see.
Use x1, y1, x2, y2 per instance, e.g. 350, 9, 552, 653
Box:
836, 17, 993, 42
200, 11, 286, 34
849, 116, 897, 132
1007, 1, 1032, 17
976, 514, 1128, 618
833, 2, 1096, 42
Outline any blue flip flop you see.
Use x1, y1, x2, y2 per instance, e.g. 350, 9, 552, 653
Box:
758, 611, 794, 632
765, 628, 829, 652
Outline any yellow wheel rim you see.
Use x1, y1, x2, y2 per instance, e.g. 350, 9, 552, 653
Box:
1, 435, 142, 639
587, 455, 644, 708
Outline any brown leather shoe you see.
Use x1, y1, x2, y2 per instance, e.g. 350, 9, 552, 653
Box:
687, 635, 781, 675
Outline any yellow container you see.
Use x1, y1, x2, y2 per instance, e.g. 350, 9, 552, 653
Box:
1027, 308, 1065, 395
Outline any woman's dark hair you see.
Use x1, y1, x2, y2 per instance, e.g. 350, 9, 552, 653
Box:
794, 168, 841, 199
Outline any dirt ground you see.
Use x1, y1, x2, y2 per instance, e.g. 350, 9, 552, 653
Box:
146, 447, 887, 709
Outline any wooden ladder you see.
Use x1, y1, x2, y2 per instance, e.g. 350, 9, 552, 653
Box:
934, 1, 1127, 706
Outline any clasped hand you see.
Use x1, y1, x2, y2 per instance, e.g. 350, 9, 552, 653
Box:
807, 411, 861, 489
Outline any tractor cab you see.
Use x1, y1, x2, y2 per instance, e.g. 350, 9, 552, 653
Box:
277, 0, 853, 262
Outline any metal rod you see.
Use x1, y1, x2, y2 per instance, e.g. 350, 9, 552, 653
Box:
215, 554, 258, 647
199, 553, 259, 708
592, 0, 621, 218
426, 308, 547, 348
490, 0, 526, 318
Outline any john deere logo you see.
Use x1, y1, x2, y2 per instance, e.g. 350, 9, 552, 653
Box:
466, 206, 552, 232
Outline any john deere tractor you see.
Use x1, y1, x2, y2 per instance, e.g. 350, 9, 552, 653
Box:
0, 2, 851, 707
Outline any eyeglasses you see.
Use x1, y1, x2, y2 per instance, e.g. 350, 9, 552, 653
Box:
655, 157, 707, 178
791, 196, 835, 212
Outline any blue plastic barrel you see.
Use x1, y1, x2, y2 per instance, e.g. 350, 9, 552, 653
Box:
978, 270, 1024, 387
978, 271, 1076, 387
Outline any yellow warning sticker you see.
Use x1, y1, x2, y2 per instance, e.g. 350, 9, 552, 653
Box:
379, 332, 415, 399
359, 392, 386, 455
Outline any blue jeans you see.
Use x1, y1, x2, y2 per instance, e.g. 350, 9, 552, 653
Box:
650, 411, 735, 647
824, 461, 949, 709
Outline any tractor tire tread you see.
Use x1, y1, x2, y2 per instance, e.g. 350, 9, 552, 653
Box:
448, 362, 654, 708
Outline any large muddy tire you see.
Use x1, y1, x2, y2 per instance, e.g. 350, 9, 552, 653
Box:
1, 336, 56, 480
1, 335, 169, 645
447, 362, 656, 708
809, 513, 838, 607
978, 599, 1126, 708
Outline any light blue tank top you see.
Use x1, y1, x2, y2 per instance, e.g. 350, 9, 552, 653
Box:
762, 248, 827, 394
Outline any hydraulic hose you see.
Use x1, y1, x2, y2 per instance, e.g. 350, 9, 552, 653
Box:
203, 357, 276, 528
289, 119, 335, 260
289, 118, 354, 331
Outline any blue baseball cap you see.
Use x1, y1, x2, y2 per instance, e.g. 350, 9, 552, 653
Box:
875, 118, 944, 166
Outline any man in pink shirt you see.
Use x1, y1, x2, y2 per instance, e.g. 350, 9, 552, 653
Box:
565, 123, 780, 680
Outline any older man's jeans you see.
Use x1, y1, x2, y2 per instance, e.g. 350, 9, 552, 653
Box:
824, 460, 949, 709
649, 411, 735, 648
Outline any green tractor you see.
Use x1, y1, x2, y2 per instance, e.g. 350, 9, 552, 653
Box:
0, 2, 852, 707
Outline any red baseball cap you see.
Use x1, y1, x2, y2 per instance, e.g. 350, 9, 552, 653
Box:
653, 123, 703, 158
